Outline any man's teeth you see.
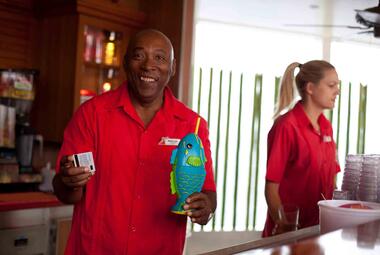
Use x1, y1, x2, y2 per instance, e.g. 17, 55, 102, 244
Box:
140, 77, 155, 82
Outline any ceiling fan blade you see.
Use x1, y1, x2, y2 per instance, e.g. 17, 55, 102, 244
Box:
284, 24, 368, 29
357, 29, 374, 35
355, 4, 380, 25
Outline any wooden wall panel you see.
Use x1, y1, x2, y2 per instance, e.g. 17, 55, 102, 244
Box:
31, 15, 78, 142
0, 1, 35, 68
140, 0, 183, 97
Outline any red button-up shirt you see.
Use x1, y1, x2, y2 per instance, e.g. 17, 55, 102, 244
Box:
262, 101, 340, 237
57, 83, 216, 254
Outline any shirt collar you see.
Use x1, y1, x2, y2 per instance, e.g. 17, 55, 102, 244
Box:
161, 86, 189, 121
112, 82, 187, 121
293, 100, 330, 133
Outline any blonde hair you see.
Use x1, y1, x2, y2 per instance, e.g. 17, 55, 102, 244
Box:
273, 60, 335, 119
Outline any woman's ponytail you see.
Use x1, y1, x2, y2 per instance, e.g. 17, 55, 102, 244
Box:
273, 62, 301, 119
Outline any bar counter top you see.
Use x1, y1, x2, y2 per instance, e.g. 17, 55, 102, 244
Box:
203, 220, 380, 255
0, 192, 62, 211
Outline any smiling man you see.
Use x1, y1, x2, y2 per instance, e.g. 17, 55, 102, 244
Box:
53, 29, 216, 254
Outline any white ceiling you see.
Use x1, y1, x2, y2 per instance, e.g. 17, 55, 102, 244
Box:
196, 0, 380, 44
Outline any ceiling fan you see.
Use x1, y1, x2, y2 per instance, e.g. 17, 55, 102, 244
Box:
356, 1, 380, 37
285, 1, 380, 38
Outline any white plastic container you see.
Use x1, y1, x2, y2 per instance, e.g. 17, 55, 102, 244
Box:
318, 200, 380, 234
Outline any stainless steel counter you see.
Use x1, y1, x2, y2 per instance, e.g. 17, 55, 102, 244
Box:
201, 220, 380, 255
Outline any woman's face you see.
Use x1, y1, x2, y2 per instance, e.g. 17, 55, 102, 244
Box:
308, 68, 340, 110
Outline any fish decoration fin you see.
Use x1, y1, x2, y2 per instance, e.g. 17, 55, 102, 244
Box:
170, 170, 177, 194
170, 148, 178, 165
200, 147, 207, 163
187, 156, 202, 167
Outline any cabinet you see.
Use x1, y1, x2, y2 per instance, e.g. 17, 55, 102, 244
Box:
0, 204, 74, 255
74, 15, 129, 110
32, 0, 146, 142
0, 224, 49, 255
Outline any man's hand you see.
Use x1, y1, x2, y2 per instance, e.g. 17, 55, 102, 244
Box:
59, 155, 93, 189
183, 191, 216, 225
53, 155, 93, 204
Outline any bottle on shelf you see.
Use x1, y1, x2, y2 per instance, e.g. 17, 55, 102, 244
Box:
83, 26, 95, 62
100, 68, 115, 93
104, 31, 116, 65
95, 30, 105, 64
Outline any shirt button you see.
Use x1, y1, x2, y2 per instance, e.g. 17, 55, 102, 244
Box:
139, 161, 144, 167
137, 195, 141, 199
130, 226, 136, 232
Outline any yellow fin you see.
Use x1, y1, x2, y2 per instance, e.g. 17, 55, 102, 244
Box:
170, 171, 177, 194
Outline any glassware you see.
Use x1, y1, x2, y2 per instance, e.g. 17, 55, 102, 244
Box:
333, 190, 351, 200
341, 154, 363, 200
278, 204, 299, 232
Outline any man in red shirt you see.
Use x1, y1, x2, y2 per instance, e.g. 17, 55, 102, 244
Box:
53, 29, 217, 254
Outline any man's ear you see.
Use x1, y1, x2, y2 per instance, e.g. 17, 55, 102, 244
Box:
171, 58, 176, 77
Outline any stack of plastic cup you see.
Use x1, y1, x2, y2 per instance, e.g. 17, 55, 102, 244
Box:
341, 154, 363, 200
357, 155, 380, 202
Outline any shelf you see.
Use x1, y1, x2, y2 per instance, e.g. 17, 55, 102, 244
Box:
0, 192, 61, 212
83, 61, 121, 69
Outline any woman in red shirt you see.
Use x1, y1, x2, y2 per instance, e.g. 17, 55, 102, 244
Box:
263, 60, 341, 237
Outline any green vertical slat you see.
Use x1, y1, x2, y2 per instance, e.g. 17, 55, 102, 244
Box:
197, 68, 203, 114
274, 76, 280, 106
336, 81, 342, 149
201, 67, 213, 231
362, 85, 367, 153
252, 75, 263, 228
221, 71, 232, 230
201, 68, 214, 231
212, 70, 223, 230
357, 85, 363, 154
345, 82, 352, 156
207, 68, 213, 126
357, 84, 367, 154
189, 65, 195, 109
326, 108, 333, 123
246, 75, 258, 229
193, 67, 203, 232
233, 73, 243, 230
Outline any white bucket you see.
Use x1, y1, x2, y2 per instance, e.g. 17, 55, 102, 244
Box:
318, 200, 380, 234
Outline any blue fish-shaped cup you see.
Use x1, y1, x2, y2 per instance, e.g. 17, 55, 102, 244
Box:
170, 133, 206, 214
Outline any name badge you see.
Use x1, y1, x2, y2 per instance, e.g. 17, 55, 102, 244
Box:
323, 135, 332, 142
158, 137, 180, 146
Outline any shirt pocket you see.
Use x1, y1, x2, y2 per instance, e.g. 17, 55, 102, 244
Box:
155, 145, 177, 167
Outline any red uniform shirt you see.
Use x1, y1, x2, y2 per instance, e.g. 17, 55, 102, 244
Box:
57, 83, 216, 254
262, 101, 340, 237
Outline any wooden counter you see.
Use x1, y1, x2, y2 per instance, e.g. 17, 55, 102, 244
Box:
0, 192, 62, 211
202, 220, 380, 255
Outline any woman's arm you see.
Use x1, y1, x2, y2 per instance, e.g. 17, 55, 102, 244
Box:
265, 180, 282, 224
265, 180, 290, 235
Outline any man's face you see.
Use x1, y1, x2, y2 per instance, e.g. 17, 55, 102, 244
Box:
125, 31, 176, 105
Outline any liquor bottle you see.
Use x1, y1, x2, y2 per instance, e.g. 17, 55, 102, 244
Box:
83, 26, 94, 62
95, 30, 105, 64
104, 31, 116, 65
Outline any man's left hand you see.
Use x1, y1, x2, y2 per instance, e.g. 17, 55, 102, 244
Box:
183, 191, 216, 225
